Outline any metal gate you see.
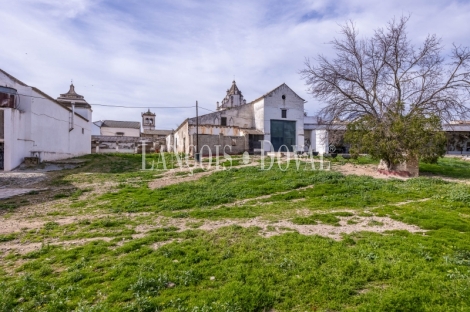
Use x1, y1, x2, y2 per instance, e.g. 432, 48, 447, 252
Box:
270, 120, 296, 152
248, 134, 263, 152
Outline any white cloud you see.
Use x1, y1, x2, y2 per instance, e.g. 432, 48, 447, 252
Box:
0, 0, 469, 128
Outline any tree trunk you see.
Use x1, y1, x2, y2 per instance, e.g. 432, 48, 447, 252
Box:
378, 155, 419, 177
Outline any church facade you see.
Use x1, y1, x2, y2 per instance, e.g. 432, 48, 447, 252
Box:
168, 81, 329, 155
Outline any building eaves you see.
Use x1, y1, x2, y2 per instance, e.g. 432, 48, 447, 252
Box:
31, 87, 89, 122
174, 118, 189, 133
240, 128, 264, 135
248, 83, 306, 105
0, 68, 29, 87
0, 68, 89, 122
143, 129, 173, 135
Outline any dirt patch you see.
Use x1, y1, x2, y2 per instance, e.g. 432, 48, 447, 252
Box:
391, 198, 431, 206
0, 212, 155, 235
258, 215, 424, 240
0, 237, 113, 255
0, 188, 48, 200
0, 212, 425, 255
148, 161, 261, 189
132, 213, 425, 241
0, 172, 48, 187
151, 239, 183, 250
336, 162, 470, 184
149, 170, 214, 189
212, 185, 315, 209
334, 163, 409, 180
186, 215, 423, 241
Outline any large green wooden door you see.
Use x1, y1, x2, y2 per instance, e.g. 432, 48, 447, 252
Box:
270, 120, 296, 152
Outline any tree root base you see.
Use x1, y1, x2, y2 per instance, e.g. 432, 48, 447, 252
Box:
377, 169, 412, 177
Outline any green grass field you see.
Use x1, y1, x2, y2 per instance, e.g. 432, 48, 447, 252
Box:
0, 154, 470, 311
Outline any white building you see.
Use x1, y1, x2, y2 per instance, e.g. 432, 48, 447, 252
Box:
99, 120, 141, 137
91, 120, 141, 154
169, 81, 328, 155
0, 69, 92, 171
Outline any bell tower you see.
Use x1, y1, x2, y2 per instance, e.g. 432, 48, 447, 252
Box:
142, 109, 156, 131
218, 80, 245, 111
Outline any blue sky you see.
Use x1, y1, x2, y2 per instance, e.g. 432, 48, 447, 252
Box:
1, 0, 470, 129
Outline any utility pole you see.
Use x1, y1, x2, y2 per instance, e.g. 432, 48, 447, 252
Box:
195, 101, 200, 162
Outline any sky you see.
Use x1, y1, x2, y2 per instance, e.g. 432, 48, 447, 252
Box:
1, 0, 470, 130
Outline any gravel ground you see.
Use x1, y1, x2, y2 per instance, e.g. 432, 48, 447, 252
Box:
0, 172, 48, 188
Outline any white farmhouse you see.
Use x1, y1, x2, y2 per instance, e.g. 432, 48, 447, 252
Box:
168, 81, 329, 155
0, 69, 92, 171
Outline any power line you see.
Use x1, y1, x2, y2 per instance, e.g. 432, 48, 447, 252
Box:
14, 92, 195, 109
15, 91, 274, 122
198, 106, 217, 113
91, 103, 195, 109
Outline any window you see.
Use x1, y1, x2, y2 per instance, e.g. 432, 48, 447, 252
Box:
281, 109, 287, 118
116, 132, 124, 136
221, 117, 227, 126
82, 128, 84, 134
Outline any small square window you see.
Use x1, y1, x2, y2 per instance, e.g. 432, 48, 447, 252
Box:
281, 109, 287, 118
221, 117, 227, 126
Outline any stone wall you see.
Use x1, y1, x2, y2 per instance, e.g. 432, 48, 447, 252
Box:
191, 134, 246, 156
92, 135, 164, 154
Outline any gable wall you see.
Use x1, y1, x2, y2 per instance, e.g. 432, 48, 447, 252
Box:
262, 84, 305, 152
190, 103, 255, 129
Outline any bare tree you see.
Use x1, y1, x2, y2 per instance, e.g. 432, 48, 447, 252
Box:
301, 15, 470, 122
300, 15, 470, 173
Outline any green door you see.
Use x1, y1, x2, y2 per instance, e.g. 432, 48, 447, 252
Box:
270, 120, 296, 152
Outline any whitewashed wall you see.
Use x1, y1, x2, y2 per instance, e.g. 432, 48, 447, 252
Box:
2, 109, 31, 171
188, 125, 241, 136
172, 121, 189, 153
314, 130, 328, 154
0, 71, 92, 171
262, 85, 305, 152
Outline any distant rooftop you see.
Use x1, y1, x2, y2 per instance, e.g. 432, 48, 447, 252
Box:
101, 120, 141, 129
143, 129, 173, 135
